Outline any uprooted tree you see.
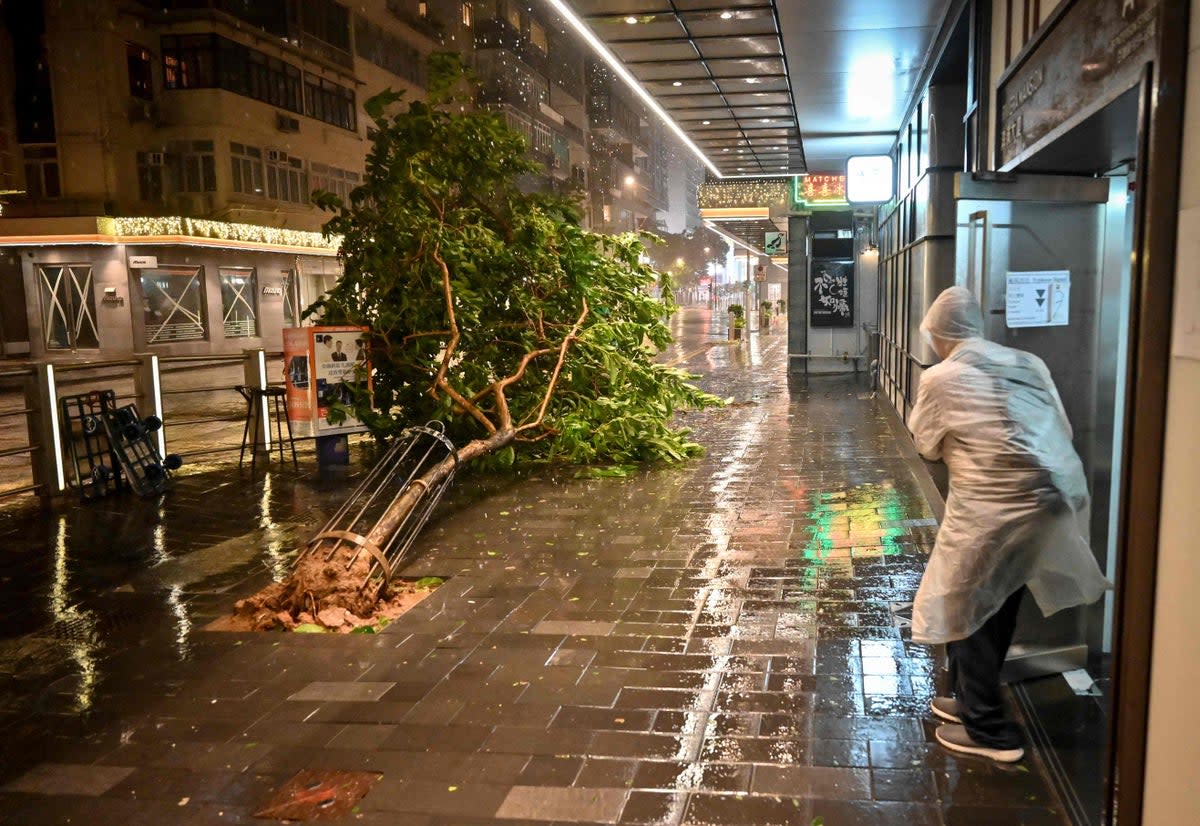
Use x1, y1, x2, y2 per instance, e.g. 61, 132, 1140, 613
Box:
234, 55, 721, 630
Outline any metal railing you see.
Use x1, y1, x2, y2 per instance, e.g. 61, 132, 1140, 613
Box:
0, 366, 40, 502
0, 349, 308, 506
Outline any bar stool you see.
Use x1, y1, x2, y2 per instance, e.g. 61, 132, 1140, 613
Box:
236, 385, 299, 473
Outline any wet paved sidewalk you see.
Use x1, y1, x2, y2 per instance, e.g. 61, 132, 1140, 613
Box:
0, 308, 1066, 824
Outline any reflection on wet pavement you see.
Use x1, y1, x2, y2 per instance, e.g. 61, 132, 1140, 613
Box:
0, 307, 1066, 824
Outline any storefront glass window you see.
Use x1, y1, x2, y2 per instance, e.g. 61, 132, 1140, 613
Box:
37, 264, 99, 350
219, 267, 258, 338
141, 266, 206, 343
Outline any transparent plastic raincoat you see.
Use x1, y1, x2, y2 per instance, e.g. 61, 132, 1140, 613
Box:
907, 287, 1110, 644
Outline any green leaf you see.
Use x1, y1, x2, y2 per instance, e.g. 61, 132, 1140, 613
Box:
293, 623, 327, 634
350, 625, 376, 634
415, 576, 445, 589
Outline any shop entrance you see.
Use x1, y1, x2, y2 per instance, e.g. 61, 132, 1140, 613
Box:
954, 83, 1145, 826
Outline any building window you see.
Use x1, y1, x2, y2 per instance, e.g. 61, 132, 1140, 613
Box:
172, 140, 216, 193
266, 150, 307, 203
462, 2, 473, 26
163, 34, 350, 130
136, 151, 164, 201
354, 18, 426, 86
532, 121, 552, 156
283, 269, 300, 327
162, 34, 217, 89
529, 20, 548, 54
505, 2, 521, 30
219, 267, 258, 338
127, 44, 154, 100
141, 266, 207, 343
37, 264, 99, 350
311, 162, 360, 201
300, 0, 352, 54
418, 2, 428, 18
304, 75, 356, 131
230, 142, 264, 196
22, 145, 61, 198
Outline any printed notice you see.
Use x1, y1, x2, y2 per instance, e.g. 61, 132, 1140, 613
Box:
1006, 271, 1071, 328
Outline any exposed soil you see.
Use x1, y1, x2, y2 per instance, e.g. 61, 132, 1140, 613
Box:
206, 576, 441, 633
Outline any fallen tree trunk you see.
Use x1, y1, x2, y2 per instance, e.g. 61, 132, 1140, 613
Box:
231, 427, 516, 630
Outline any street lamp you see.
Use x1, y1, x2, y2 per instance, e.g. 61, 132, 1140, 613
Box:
624, 175, 636, 187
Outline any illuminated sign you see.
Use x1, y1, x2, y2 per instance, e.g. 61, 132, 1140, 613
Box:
793, 174, 847, 207
846, 155, 895, 203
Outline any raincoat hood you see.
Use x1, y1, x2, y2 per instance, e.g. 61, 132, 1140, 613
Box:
920, 286, 984, 347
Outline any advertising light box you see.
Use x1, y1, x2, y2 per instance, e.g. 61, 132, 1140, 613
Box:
846, 155, 895, 204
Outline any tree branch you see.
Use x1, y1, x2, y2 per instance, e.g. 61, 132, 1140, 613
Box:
430, 245, 495, 434
517, 298, 589, 433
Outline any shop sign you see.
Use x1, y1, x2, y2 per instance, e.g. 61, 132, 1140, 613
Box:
846, 155, 895, 203
996, 0, 1160, 168
764, 231, 786, 255
793, 174, 847, 208
128, 255, 158, 269
811, 260, 854, 328
1006, 271, 1071, 328
262, 286, 284, 296
754, 265, 767, 282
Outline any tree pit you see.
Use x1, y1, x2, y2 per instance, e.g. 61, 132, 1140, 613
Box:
206, 576, 446, 634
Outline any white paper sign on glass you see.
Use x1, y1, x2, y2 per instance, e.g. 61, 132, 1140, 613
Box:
1006, 271, 1071, 328
845, 155, 894, 203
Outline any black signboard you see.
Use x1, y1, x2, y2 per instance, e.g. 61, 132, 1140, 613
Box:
996, 0, 1160, 169
810, 259, 854, 328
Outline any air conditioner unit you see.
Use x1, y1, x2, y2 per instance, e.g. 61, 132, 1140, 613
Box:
145, 151, 165, 166
266, 149, 282, 163
275, 113, 300, 133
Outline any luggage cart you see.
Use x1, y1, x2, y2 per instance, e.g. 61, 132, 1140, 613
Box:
59, 389, 123, 500
100, 403, 183, 497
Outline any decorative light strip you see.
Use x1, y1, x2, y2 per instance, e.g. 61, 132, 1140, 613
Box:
699, 178, 790, 210
699, 207, 772, 220
101, 216, 340, 251
544, 0, 724, 177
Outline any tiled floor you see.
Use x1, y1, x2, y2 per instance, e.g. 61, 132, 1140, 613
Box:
0, 307, 1067, 824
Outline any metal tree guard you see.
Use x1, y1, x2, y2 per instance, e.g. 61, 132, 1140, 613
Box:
295, 422, 458, 595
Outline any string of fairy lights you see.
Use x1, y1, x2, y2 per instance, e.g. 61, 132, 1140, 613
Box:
698, 178, 792, 210
100, 216, 340, 251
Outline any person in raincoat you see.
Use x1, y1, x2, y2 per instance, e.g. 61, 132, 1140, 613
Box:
908, 286, 1109, 763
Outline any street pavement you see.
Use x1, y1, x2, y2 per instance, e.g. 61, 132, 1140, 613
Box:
0, 307, 1067, 824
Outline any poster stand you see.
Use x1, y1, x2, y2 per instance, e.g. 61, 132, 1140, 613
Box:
282, 326, 372, 465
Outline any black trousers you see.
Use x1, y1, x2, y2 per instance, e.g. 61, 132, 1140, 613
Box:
946, 587, 1026, 749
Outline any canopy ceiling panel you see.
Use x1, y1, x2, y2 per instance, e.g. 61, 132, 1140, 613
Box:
558, 0, 946, 244
571, 0, 803, 177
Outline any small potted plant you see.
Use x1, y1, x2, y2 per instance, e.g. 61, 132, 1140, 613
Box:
776, 299, 786, 315
759, 300, 773, 333
728, 303, 745, 340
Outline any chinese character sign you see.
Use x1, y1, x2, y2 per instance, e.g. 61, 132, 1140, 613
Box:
810, 260, 854, 328
799, 174, 847, 205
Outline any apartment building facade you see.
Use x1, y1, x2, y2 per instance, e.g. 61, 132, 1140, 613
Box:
0, 0, 676, 361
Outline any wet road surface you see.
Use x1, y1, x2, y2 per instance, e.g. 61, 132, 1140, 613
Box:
0, 307, 1066, 824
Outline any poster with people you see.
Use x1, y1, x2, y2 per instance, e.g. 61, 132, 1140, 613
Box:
281, 325, 370, 436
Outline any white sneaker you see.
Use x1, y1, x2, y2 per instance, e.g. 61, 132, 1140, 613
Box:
930, 696, 963, 724
935, 724, 1025, 763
